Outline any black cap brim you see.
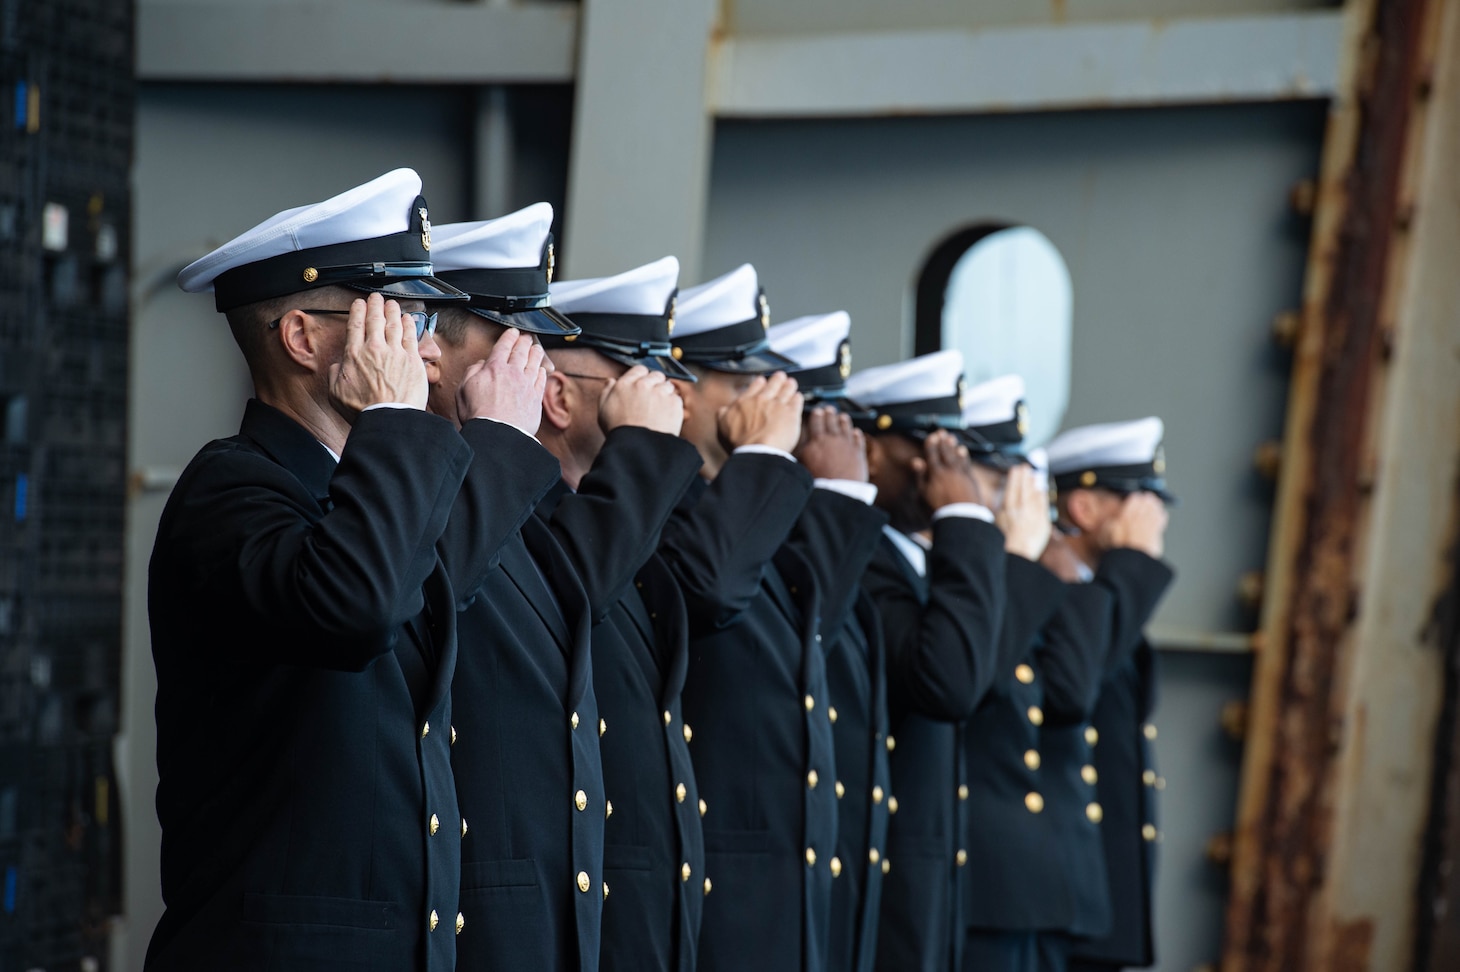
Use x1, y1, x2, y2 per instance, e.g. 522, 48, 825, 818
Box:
468, 304, 581, 337
343, 276, 468, 302
971, 450, 1029, 472
593, 347, 698, 382
691, 347, 800, 375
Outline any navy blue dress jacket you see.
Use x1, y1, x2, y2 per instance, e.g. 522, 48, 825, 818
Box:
534, 427, 708, 972
146, 401, 511, 972
868, 518, 1008, 972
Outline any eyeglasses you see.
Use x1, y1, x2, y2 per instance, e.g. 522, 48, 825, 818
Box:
268, 308, 438, 340
556, 372, 615, 382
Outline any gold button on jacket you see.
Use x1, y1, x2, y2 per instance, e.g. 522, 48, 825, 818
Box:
1025, 792, 1044, 814
575, 789, 588, 811
1015, 663, 1035, 684
577, 871, 591, 893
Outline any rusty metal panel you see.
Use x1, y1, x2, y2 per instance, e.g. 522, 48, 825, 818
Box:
1221, 0, 1460, 967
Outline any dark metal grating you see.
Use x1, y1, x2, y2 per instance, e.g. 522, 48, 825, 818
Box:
0, 0, 131, 966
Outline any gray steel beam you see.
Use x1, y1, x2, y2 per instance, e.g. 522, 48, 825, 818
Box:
561, 0, 717, 282
136, 1, 579, 83
709, 12, 1344, 117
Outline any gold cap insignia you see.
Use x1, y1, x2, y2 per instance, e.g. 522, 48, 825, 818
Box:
301, 267, 319, 283
958, 377, 968, 408
418, 207, 432, 252
546, 243, 556, 284
876, 414, 892, 430
1080, 470, 1097, 487
838, 341, 852, 379
667, 296, 677, 337
671, 346, 684, 360
1153, 445, 1166, 475
1016, 402, 1029, 436
759, 293, 770, 330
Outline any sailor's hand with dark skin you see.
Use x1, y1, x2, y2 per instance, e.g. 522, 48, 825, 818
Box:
328, 294, 429, 415
716, 372, 805, 454
796, 406, 868, 481
913, 430, 985, 511
997, 464, 1053, 561
598, 364, 684, 436
457, 327, 550, 433
1099, 491, 1169, 559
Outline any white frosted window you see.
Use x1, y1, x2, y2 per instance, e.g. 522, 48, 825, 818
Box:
940, 226, 1072, 448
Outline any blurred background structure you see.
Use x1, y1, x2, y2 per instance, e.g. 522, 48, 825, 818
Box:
2, 0, 1459, 968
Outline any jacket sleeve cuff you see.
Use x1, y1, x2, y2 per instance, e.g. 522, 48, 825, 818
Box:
931, 502, 995, 524
814, 479, 878, 505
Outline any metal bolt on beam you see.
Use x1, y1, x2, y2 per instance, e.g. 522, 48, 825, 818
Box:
1290, 179, 1319, 216
1253, 441, 1284, 482
1222, 700, 1251, 742
1272, 309, 1303, 349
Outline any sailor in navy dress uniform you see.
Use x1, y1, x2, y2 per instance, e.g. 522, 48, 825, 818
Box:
654, 265, 844, 971
533, 255, 710, 972
1043, 419, 1177, 972
843, 351, 1010, 972
427, 206, 612, 972
150, 169, 481, 971
949, 379, 1115, 972
767, 311, 892, 972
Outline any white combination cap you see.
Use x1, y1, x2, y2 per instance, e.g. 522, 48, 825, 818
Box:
845, 349, 963, 408
961, 374, 1026, 430
671, 263, 795, 374
431, 203, 553, 272
1045, 416, 1176, 503
550, 256, 680, 317
546, 257, 691, 379
675, 264, 762, 337
767, 312, 850, 371
959, 373, 1030, 467
768, 311, 854, 400
429, 203, 576, 335
177, 167, 465, 312
845, 350, 967, 435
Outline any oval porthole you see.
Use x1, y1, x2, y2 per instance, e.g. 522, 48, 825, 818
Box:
915, 225, 1073, 448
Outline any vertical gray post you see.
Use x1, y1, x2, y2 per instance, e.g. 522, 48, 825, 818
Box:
562, 0, 718, 282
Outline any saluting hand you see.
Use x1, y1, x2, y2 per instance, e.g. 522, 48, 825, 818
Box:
598, 365, 684, 436
1040, 532, 1087, 583
1100, 492, 1169, 559
457, 327, 550, 435
996, 464, 1053, 561
795, 406, 868, 482
912, 430, 983, 512
716, 372, 805, 454
328, 294, 429, 416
